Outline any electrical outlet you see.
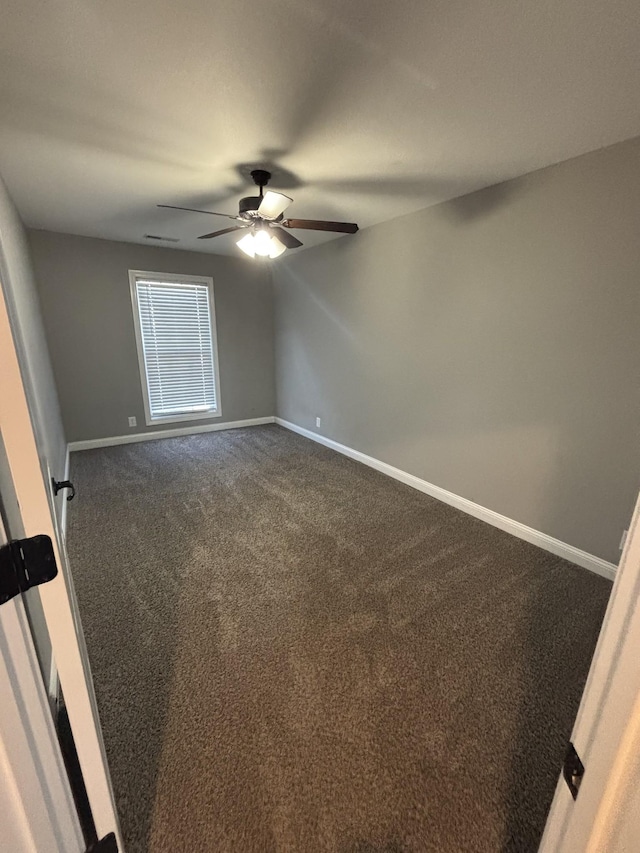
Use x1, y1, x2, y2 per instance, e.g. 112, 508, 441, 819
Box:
315, 417, 321, 428
128, 416, 137, 428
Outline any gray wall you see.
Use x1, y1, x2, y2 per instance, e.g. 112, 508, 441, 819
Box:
0, 174, 68, 681
0, 177, 67, 486
29, 231, 276, 442
274, 137, 640, 563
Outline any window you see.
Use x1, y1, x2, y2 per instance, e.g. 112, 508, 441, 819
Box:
129, 271, 221, 425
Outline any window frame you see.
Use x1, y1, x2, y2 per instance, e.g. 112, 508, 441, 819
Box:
129, 269, 223, 426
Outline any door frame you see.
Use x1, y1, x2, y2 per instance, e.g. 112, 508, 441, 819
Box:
540, 491, 640, 850
0, 274, 122, 847
0, 509, 83, 852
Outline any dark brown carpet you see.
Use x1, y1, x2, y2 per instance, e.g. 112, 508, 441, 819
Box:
67, 425, 611, 853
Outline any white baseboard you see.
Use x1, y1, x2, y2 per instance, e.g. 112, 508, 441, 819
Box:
68, 416, 276, 452
275, 418, 617, 581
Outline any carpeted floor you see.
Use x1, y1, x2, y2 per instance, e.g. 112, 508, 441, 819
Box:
67, 425, 611, 853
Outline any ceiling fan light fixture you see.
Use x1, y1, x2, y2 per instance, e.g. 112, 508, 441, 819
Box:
253, 228, 274, 257
236, 233, 256, 258
268, 234, 287, 258
258, 190, 293, 220
236, 229, 287, 259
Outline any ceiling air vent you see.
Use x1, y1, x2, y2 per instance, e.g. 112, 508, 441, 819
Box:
144, 234, 179, 243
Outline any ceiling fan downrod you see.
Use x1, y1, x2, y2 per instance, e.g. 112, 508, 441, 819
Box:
250, 169, 271, 199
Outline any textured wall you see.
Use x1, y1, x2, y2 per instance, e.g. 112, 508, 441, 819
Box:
274, 137, 640, 563
30, 231, 276, 442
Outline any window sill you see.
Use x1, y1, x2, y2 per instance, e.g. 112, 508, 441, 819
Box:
144, 409, 222, 427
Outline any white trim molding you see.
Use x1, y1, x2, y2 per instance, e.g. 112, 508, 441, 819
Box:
68, 416, 275, 452
59, 444, 70, 543
275, 418, 617, 581
47, 445, 71, 703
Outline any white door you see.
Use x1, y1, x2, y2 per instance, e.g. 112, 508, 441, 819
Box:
540, 491, 640, 851
0, 273, 122, 848
0, 482, 83, 852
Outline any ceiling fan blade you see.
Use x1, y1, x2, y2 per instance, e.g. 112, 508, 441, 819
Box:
158, 204, 238, 220
198, 226, 246, 240
270, 227, 303, 249
258, 191, 293, 220
282, 218, 359, 234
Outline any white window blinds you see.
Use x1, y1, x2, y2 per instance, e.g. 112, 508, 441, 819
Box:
132, 277, 219, 421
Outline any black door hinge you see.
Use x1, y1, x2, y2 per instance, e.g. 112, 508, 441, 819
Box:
0, 534, 58, 606
86, 833, 118, 852
563, 742, 585, 800
52, 477, 76, 501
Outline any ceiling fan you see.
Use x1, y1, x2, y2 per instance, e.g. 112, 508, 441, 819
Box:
158, 169, 359, 259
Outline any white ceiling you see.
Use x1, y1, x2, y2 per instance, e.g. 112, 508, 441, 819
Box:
1, 0, 640, 256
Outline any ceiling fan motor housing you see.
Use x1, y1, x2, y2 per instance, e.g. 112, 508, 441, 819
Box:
238, 193, 284, 223
238, 196, 261, 219
237, 169, 273, 220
